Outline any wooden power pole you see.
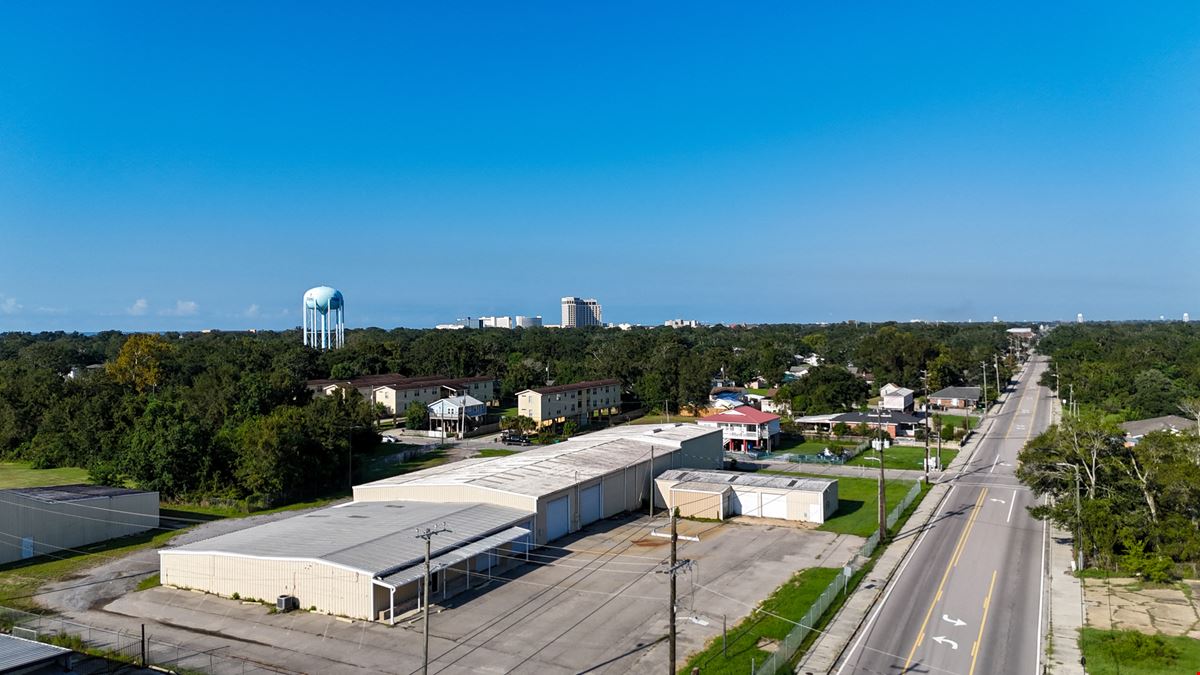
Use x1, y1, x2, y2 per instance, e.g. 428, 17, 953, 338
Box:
416, 524, 451, 675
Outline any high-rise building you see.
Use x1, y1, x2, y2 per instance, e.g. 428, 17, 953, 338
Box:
1076, 313, 1084, 323
1185, 313, 1191, 323
561, 297, 602, 328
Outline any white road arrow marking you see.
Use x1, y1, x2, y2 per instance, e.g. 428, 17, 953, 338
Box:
989, 498, 1007, 505
942, 614, 967, 627
931, 636, 959, 650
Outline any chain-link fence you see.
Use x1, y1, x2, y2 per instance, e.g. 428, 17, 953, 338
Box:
0, 605, 292, 674
751, 479, 924, 674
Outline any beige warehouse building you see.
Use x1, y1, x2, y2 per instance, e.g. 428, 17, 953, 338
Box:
654, 470, 838, 524
354, 424, 723, 544
0, 485, 159, 565
160, 501, 532, 623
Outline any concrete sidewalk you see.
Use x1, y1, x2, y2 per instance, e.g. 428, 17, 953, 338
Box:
1046, 525, 1086, 674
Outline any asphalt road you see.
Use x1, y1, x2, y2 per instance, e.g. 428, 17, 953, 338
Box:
834, 355, 1054, 675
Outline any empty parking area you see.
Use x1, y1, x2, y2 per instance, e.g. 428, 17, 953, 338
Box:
100, 513, 862, 674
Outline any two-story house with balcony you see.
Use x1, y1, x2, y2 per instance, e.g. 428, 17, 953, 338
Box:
697, 405, 781, 452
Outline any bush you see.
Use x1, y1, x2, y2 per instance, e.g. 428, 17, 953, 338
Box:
1094, 630, 1180, 665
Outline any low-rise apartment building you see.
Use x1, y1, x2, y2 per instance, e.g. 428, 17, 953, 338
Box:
517, 379, 622, 428
308, 374, 497, 416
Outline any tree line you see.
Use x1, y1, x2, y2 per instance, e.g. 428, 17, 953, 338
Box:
0, 321, 1017, 505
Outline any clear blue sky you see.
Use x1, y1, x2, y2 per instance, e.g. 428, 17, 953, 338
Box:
2, 2, 1197, 331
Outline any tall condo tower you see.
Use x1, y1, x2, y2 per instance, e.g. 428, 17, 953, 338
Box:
303, 286, 345, 349
561, 297, 602, 328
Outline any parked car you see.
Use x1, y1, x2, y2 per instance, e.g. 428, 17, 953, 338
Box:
501, 432, 531, 446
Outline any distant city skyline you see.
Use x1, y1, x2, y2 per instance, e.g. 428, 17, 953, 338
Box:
2, 3, 1198, 332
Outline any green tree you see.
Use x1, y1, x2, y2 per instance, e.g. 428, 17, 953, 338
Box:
405, 401, 428, 430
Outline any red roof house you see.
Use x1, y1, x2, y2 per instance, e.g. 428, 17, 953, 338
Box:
698, 406, 782, 452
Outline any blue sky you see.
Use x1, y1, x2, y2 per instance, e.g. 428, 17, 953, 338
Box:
2, 2, 1198, 331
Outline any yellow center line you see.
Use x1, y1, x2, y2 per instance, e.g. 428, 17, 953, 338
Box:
969, 569, 999, 675
902, 487, 988, 670
951, 488, 987, 568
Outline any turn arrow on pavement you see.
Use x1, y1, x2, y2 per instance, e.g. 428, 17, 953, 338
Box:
942, 614, 967, 627
931, 636, 959, 650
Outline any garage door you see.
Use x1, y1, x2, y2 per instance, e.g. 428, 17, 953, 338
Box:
761, 493, 788, 520
546, 496, 570, 541
732, 489, 761, 517
580, 484, 602, 526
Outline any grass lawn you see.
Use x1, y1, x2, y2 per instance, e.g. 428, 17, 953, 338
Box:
772, 437, 858, 455
932, 413, 977, 431
629, 414, 698, 425
746, 388, 772, 396
495, 405, 519, 418
680, 567, 841, 675
0, 462, 91, 489
357, 448, 448, 483
0, 526, 182, 614
1079, 628, 1200, 675
476, 448, 518, 458
846, 446, 959, 471
760, 471, 918, 537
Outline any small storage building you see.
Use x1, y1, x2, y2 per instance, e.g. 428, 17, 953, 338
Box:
0, 485, 159, 565
160, 501, 532, 623
654, 470, 838, 524
354, 424, 723, 544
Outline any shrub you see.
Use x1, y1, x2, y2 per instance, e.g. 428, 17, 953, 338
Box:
1095, 630, 1180, 665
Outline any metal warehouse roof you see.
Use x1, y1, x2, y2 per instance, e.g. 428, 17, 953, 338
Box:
3, 484, 153, 503
668, 481, 732, 495
658, 469, 835, 493
356, 424, 720, 499
381, 525, 529, 588
0, 633, 70, 672
162, 501, 530, 579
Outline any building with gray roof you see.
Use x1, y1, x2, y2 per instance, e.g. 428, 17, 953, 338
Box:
0, 485, 158, 565
1119, 415, 1195, 444
654, 469, 838, 523
0, 633, 72, 673
354, 423, 723, 544
160, 501, 532, 623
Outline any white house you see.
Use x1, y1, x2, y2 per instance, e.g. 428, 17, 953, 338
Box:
697, 405, 782, 453
880, 383, 914, 412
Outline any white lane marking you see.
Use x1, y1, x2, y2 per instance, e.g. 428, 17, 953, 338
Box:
1007, 489, 1016, 524
1035, 515, 1047, 675
931, 636, 959, 650
834, 484, 958, 675
990, 455, 1000, 473
942, 614, 967, 627
989, 498, 1007, 505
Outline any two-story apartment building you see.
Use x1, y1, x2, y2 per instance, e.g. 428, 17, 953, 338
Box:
517, 379, 622, 429
697, 406, 781, 452
308, 374, 496, 417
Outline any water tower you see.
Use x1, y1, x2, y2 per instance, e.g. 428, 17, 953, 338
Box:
302, 286, 345, 350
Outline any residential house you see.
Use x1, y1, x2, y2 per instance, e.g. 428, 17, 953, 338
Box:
308, 374, 498, 417
929, 386, 981, 411
1120, 415, 1195, 446
794, 410, 926, 439
697, 405, 782, 452
427, 395, 488, 438
880, 383, 914, 412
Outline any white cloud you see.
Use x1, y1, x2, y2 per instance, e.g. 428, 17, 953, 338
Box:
127, 298, 149, 316
0, 296, 21, 314
244, 303, 260, 318
161, 300, 199, 317
35, 306, 67, 315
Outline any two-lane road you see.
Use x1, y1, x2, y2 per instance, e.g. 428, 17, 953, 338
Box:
835, 356, 1054, 675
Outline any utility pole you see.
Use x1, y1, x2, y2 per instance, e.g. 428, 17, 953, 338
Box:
877, 405, 887, 543
658, 508, 693, 675
981, 362, 988, 412
921, 369, 930, 483
416, 524, 451, 675
648, 446, 655, 518
994, 354, 1001, 396
1069, 383, 1074, 417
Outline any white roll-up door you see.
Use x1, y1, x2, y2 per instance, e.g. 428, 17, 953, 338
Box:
732, 489, 761, 517
761, 492, 788, 520
580, 484, 602, 526
546, 496, 570, 541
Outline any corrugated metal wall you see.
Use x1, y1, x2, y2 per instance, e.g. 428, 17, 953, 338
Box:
0, 492, 159, 565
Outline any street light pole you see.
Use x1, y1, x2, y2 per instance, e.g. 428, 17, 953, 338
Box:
877, 405, 887, 543
981, 362, 989, 412
921, 368, 930, 483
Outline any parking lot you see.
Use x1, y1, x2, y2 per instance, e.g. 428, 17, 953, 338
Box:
98, 512, 862, 674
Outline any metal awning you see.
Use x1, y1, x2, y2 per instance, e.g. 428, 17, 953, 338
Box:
378, 526, 530, 588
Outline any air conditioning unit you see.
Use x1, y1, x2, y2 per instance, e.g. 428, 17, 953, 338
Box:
276, 595, 298, 612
